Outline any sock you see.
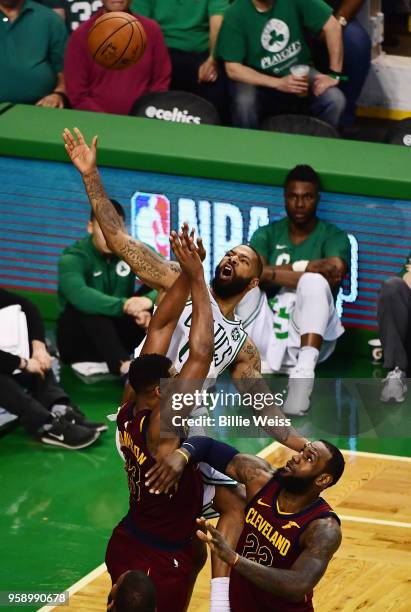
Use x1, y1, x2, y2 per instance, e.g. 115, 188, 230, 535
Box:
297, 346, 319, 371
210, 577, 230, 612
50, 404, 68, 417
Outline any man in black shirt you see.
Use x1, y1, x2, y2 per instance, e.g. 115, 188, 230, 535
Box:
0, 288, 104, 449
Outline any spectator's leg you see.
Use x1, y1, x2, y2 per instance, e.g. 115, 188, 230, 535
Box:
58, 306, 131, 374
57, 307, 100, 364
21, 369, 70, 410
0, 374, 52, 435
339, 19, 372, 126
113, 315, 147, 355
168, 48, 199, 92
308, 75, 346, 128
229, 82, 261, 128
377, 277, 411, 370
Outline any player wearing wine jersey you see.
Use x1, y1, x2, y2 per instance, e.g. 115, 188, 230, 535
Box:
147, 438, 344, 612
105, 231, 214, 612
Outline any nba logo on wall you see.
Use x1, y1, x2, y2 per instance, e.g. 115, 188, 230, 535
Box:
131, 192, 171, 257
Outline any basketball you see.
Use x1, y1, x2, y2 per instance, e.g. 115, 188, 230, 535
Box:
87, 11, 147, 71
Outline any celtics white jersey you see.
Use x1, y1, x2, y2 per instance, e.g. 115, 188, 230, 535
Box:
167, 289, 247, 379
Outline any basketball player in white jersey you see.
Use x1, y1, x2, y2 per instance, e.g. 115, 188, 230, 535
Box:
62, 127, 306, 452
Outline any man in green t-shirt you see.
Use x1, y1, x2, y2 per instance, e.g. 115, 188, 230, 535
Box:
377, 256, 411, 403
216, 0, 345, 129
0, 0, 68, 106
132, 0, 229, 120
237, 164, 350, 415
57, 200, 156, 377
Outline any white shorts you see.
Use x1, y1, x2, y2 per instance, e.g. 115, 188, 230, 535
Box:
199, 462, 238, 518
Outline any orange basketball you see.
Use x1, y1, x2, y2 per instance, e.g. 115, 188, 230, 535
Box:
87, 11, 147, 70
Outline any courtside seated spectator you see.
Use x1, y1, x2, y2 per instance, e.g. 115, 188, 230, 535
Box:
237, 165, 350, 416
377, 253, 411, 403
0, 0, 68, 107
216, 0, 345, 129
57, 201, 155, 377
64, 0, 171, 115
0, 288, 103, 449
133, 0, 229, 121
312, 1, 371, 127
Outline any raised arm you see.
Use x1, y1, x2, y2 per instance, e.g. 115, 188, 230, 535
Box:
230, 337, 307, 451
197, 516, 341, 602
142, 226, 206, 356
174, 233, 213, 380
62, 128, 180, 292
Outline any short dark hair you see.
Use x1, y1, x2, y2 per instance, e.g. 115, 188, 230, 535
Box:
128, 354, 173, 394
319, 440, 345, 487
247, 244, 263, 278
284, 165, 321, 192
90, 199, 125, 222
115, 571, 156, 612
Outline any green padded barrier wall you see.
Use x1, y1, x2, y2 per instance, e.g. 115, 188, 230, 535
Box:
0, 104, 410, 200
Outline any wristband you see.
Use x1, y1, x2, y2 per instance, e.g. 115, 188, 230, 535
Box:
328, 71, 348, 82
292, 260, 309, 272
175, 448, 190, 464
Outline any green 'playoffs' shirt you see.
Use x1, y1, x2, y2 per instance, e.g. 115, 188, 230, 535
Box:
133, 0, 229, 53
216, 0, 332, 77
250, 217, 350, 267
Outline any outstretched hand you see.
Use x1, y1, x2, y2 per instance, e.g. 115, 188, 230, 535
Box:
180, 222, 206, 262
62, 127, 97, 175
196, 517, 237, 565
170, 229, 204, 278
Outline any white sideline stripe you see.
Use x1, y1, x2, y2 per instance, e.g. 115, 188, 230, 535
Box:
339, 515, 411, 529
37, 563, 107, 611
38, 443, 410, 610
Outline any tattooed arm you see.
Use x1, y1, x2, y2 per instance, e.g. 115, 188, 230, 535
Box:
230, 338, 307, 452
198, 516, 341, 602
62, 127, 180, 292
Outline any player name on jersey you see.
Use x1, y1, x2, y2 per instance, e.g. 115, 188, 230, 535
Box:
118, 429, 147, 466
245, 506, 291, 557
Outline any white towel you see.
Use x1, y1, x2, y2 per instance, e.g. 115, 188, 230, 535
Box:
0, 304, 30, 373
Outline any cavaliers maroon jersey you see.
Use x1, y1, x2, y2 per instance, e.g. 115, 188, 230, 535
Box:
117, 403, 203, 550
229, 473, 340, 612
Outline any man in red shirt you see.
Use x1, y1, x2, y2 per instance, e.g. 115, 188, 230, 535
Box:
64, 0, 171, 115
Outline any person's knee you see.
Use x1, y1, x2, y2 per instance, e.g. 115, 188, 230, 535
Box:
231, 82, 258, 112
297, 272, 329, 297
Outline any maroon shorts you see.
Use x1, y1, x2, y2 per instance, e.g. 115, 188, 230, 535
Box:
105, 523, 195, 612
